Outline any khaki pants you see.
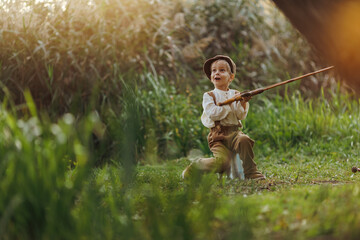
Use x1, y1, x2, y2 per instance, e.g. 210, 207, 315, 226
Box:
193, 125, 259, 178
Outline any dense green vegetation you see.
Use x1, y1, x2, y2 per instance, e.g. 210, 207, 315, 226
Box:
1, 91, 360, 239
1, 0, 359, 239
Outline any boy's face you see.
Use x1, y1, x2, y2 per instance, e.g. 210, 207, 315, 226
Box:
210, 60, 234, 91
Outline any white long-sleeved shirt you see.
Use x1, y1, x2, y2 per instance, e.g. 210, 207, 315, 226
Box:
201, 88, 249, 128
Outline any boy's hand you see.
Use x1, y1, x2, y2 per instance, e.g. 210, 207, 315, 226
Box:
234, 93, 252, 102
240, 95, 252, 102
234, 93, 251, 110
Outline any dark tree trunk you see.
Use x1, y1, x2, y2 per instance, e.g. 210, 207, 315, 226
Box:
273, 0, 360, 93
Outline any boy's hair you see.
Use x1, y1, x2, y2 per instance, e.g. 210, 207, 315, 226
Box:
203, 55, 236, 79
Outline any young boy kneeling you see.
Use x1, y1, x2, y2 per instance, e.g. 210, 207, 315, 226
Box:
182, 55, 265, 180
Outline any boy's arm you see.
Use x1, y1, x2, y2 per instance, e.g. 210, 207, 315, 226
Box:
203, 93, 231, 121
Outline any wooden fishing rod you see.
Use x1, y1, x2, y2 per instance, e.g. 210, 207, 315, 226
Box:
218, 66, 335, 106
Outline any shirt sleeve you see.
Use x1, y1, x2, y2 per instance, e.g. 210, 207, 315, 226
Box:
202, 93, 232, 121
232, 101, 249, 120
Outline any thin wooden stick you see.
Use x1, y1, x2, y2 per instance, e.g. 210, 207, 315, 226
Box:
218, 66, 334, 106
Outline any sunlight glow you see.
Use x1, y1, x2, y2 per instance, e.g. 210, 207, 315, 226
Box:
330, 2, 360, 65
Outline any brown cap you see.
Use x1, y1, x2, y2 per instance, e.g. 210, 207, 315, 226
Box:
203, 55, 236, 79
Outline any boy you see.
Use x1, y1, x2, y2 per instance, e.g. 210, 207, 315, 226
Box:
182, 55, 265, 180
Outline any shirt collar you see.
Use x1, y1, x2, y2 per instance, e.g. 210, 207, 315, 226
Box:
214, 88, 230, 94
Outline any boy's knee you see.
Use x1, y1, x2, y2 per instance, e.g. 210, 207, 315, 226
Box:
238, 134, 249, 142
233, 134, 254, 151
238, 134, 253, 144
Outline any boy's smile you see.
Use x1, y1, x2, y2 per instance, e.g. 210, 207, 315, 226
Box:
210, 60, 234, 91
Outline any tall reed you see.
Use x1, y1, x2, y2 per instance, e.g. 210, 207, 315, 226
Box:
0, 0, 316, 114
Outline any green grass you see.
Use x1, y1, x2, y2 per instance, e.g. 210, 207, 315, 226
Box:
132, 145, 360, 239
81, 155, 360, 240
2, 90, 360, 239
72, 88, 360, 239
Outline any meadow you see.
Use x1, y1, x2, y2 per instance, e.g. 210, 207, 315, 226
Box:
1, 0, 360, 239
1, 91, 360, 240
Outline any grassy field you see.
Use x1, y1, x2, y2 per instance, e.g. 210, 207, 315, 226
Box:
1, 91, 360, 239
84, 142, 360, 240
133, 157, 360, 239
